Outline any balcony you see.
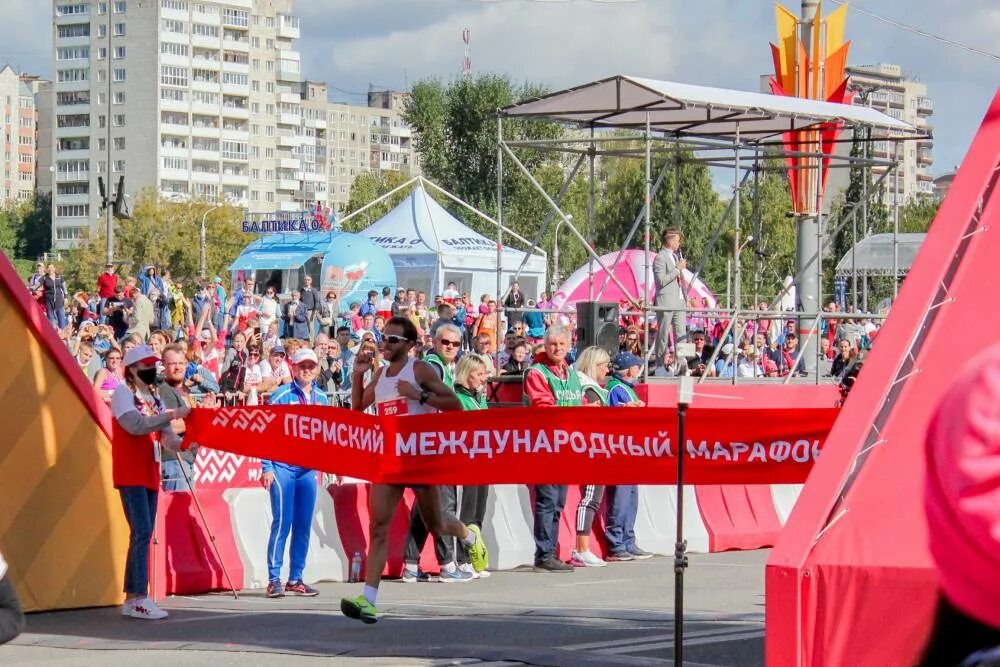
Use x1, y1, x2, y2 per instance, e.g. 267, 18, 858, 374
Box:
191, 124, 221, 138
278, 157, 300, 170
917, 97, 933, 113
221, 105, 249, 120
305, 117, 327, 130
277, 133, 300, 148
276, 62, 301, 83
917, 150, 933, 165
277, 112, 300, 126
191, 148, 220, 162
191, 33, 222, 48
57, 171, 89, 182
277, 15, 300, 39
221, 171, 249, 186
277, 178, 299, 192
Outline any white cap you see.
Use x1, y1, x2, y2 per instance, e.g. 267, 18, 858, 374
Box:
291, 348, 318, 365
123, 344, 159, 367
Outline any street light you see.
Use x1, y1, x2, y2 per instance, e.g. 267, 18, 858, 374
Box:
200, 204, 222, 280
552, 213, 572, 288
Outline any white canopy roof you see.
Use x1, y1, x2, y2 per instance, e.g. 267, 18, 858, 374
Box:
357, 184, 545, 273
502, 75, 919, 141
835, 233, 925, 277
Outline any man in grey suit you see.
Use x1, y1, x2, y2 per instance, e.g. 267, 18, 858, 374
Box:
653, 228, 687, 370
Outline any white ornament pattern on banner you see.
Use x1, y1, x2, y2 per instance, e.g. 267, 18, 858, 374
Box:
212, 407, 278, 433
194, 448, 262, 486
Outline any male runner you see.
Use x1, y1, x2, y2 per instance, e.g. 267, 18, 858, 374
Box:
341, 316, 488, 623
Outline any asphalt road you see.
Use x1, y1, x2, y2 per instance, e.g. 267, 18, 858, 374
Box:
1, 549, 767, 666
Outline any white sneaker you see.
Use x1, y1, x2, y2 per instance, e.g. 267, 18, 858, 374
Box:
457, 563, 479, 579
570, 550, 607, 567
120, 598, 134, 616
125, 596, 168, 620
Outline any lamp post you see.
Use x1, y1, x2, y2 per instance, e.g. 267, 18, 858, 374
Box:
200, 204, 221, 280
552, 213, 572, 288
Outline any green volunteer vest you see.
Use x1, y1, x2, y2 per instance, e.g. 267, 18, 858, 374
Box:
456, 386, 488, 410
424, 352, 454, 388
523, 363, 584, 406
605, 376, 639, 403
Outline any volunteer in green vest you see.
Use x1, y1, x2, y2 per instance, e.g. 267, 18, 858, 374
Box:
454, 353, 492, 579
571, 346, 612, 568
402, 322, 468, 582
604, 351, 654, 561
523, 324, 583, 573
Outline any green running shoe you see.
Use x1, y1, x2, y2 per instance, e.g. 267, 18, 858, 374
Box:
340, 594, 377, 624
467, 525, 489, 573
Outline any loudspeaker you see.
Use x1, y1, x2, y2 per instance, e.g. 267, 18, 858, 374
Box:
576, 301, 620, 356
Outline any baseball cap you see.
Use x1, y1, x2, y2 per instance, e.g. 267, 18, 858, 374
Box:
612, 351, 644, 371
291, 348, 318, 365
213, 276, 222, 284
270, 343, 286, 356
123, 344, 159, 367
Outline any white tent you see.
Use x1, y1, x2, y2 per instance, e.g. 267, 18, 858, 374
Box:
356, 183, 547, 301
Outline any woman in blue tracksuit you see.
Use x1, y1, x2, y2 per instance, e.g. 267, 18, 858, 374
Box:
262, 348, 329, 598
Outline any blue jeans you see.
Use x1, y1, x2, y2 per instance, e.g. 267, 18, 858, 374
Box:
45, 305, 67, 330
266, 465, 317, 582
605, 485, 639, 555
161, 459, 195, 492
533, 484, 567, 563
119, 486, 158, 595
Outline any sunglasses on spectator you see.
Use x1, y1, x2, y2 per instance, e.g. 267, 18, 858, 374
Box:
384, 334, 412, 344
439, 339, 461, 347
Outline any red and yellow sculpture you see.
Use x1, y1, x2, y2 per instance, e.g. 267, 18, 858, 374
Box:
768, 2, 853, 214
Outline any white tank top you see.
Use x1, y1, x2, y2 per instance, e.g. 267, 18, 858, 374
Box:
373, 357, 437, 416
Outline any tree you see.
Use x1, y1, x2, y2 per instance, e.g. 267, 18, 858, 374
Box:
898, 197, 939, 233
0, 194, 52, 262
341, 170, 415, 232
404, 73, 563, 242
61, 191, 245, 293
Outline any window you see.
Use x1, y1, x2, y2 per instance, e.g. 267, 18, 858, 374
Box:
113, 68, 126, 82
98, 1, 107, 13
113, 91, 126, 105
114, 22, 126, 36
113, 160, 126, 172
19, 154, 33, 164
163, 156, 188, 170
113, 114, 126, 126
114, 137, 126, 150
59, 137, 91, 151
192, 23, 219, 37
161, 0, 187, 9
160, 65, 188, 87
160, 88, 187, 102
57, 68, 88, 82
57, 204, 89, 218
56, 226, 87, 241
222, 72, 248, 86
98, 24, 107, 38
56, 46, 90, 60
97, 70, 106, 82
163, 19, 186, 33
97, 47, 107, 60
161, 111, 187, 125
266, 191, 274, 203
221, 140, 247, 160
56, 90, 90, 105
57, 23, 90, 38
114, 46, 126, 59
161, 41, 189, 56
192, 138, 218, 151
161, 135, 187, 149
222, 7, 248, 27
192, 90, 219, 105
57, 114, 90, 128
57, 183, 89, 195
56, 4, 88, 15
114, 1, 126, 13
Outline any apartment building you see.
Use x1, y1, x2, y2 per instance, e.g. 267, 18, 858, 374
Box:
847, 63, 934, 204
303, 83, 418, 211
0, 66, 41, 205
47, 0, 306, 248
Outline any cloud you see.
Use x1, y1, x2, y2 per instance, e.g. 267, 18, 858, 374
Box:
0, 0, 994, 175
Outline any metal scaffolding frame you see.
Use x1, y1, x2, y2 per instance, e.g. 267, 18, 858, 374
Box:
494, 76, 926, 374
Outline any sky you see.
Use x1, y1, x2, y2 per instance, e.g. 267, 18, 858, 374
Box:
4, 0, 997, 175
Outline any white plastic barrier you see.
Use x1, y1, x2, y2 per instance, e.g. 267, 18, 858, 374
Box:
478, 484, 536, 570
223, 487, 348, 588
633, 485, 710, 555
770, 484, 804, 525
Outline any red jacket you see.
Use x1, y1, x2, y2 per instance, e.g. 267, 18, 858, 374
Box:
523, 352, 571, 407
111, 421, 160, 490
97, 272, 119, 299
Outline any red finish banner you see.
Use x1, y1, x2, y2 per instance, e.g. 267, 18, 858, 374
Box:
185, 405, 838, 485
